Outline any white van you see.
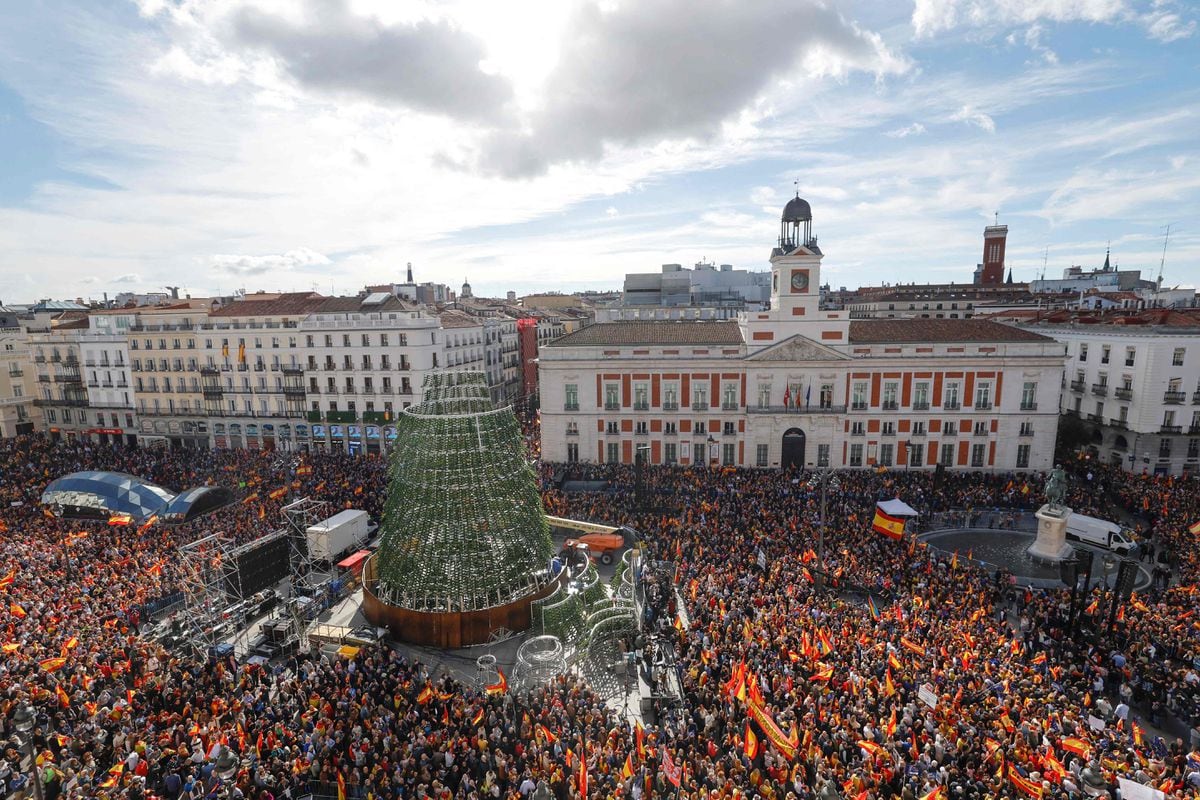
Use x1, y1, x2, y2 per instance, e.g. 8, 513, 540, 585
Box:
1065, 513, 1139, 555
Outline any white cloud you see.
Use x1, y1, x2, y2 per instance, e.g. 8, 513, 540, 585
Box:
212, 248, 331, 276
912, 0, 1129, 36
1141, 7, 1196, 40
605, 206, 618, 217
112, 273, 142, 283
885, 122, 927, 138
949, 105, 996, 132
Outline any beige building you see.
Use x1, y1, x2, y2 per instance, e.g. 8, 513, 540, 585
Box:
0, 311, 36, 438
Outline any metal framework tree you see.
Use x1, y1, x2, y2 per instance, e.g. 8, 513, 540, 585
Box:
374, 372, 553, 612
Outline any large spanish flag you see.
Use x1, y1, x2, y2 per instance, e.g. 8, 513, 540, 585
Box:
872, 507, 905, 540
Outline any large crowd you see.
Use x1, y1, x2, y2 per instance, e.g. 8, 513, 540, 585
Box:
1, 431, 1198, 800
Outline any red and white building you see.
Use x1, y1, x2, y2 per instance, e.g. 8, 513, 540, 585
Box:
539, 197, 1067, 470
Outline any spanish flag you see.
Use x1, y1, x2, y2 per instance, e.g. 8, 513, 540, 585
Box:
536, 723, 559, 743
1008, 765, 1043, 797
107, 512, 133, 527
416, 685, 433, 705
857, 740, 885, 758
336, 770, 346, 800
296, 465, 313, 476
485, 668, 508, 696
9, 603, 26, 619
0, 569, 16, 589
635, 720, 646, 759
100, 763, 125, 789
268, 487, 288, 500
900, 637, 926, 658
817, 628, 834, 656
1188, 520, 1200, 535
471, 707, 485, 726
56, 684, 70, 708
137, 513, 158, 533
62, 635, 79, 652
872, 508, 905, 540
920, 787, 944, 800
743, 722, 759, 760
621, 752, 634, 779
1060, 737, 1090, 758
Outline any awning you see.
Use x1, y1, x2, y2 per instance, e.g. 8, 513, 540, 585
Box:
877, 498, 919, 517
337, 550, 371, 569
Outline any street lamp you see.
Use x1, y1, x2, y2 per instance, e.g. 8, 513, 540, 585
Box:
904, 440, 913, 471
807, 466, 840, 591
12, 701, 45, 800
634, 444, 650, 512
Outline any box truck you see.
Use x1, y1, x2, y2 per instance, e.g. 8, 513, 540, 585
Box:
306, 509, 370, 562
1065, 513, 1139, 555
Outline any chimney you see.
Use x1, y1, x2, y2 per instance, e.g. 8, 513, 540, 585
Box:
406, 262, 414, 283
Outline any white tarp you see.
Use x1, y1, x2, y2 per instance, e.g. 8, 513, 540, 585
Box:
877, 498, 919, 518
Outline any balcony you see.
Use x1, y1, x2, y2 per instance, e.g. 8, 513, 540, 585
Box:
87, 380, 99, 388
974, 402, 993, 411
1159, 424, 1182, 434
691, 402, 708, 411
1114, 387, 1133, 401
37, 374, 51, 383
972, 428, 989, 437
1193, 390, 1200, 405
942, 401, 961, 411
362, 411, 392, 425
721, 403, 738, 411
1020, 403, 1038, 411
747, 404, 847, 415
662, 402, 679, 411
1164, 391, 1186, 404
326, 410, 356, 423
1087, 413, 1104, 423
7, 369, 22, 378
633, 402, 650, 411
1109, 418, 1128, 429
850, 428, 865, 437
306, 410, 323, 423
909, 429, 927, 438
1019, 428, 1034, 437
33, 355, 46, 363
84, 359, 96, 367
1069, 379, 1086, 393
1189, 424, 1200, 435
563, 403, 579, 411
604, 402, 620, 411
911, 401, 930, 411
1091, 383, 1108, 397
850, 402, 868, 411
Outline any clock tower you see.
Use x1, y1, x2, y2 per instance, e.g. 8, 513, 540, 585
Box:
769, 193, 823, 320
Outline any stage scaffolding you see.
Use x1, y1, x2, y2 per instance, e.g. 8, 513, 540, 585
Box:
281, 496, 329, 650
177, 532, 245, 657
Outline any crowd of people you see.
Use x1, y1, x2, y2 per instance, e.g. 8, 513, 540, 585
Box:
0, 431, 1198, 799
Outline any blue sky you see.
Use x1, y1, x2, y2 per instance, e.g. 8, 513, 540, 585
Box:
0, 0, 1196, 302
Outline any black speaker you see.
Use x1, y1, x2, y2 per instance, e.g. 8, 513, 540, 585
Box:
1114, 559, 1138, 601
228, 537, 290, 596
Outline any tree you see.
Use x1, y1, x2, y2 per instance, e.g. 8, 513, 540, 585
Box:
1054, 414, 1090, 462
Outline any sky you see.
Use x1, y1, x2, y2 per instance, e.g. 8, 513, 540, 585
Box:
0, 0, 1197, 303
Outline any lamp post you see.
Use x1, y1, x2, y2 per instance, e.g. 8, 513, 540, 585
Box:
807, 466, 840, 591
904, 440, 913, 472
12, 701, 45, 800
635, 444, 650, 512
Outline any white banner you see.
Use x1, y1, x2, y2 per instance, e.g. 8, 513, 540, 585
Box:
1087, 715, 1106, 732
918, 684, 938, 708
1117, 777, 1164, 800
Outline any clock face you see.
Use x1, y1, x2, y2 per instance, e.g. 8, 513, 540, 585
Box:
790, 270, 809, 292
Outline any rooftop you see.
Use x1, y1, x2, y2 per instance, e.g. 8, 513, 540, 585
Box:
547, 320, 744, 347
848, 318, 1054, 343
208, 292, 325, 317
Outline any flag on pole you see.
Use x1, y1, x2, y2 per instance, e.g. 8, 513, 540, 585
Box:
337, 771, 347, 800
1188, 520, 1200, 535
577, 751, 588, 797
485, 668, 508, 696
743, 722, 759, 760
621, 753, 634, 779
872, 508, 905, 540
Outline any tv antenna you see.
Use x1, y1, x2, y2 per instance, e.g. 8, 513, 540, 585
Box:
1157, 223, 1174, 286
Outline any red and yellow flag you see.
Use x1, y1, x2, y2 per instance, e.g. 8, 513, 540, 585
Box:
1007, 765, 1043, 797
485, 668, 508, 696
621, 753, 634, 779
871, 508, 905, 540
39, 656, 67, 672
743, 722, 759, 760
336, 771, 346, 800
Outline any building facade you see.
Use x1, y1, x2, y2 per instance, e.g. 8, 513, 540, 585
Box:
1024, 312, 1200, 476
539, 197, 1066, 471
0, 321, 36, 438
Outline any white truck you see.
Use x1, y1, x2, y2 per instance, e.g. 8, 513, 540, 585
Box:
306, 509, 371, 562
1065, 512, 1139, 555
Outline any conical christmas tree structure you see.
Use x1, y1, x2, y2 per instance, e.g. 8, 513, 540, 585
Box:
373, 371, 552, 613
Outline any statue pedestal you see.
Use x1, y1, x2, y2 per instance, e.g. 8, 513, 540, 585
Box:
1027, 504, 1074, 564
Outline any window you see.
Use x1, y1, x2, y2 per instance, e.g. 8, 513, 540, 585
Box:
817, 444, 830, 468
1125, 347, 1135, 367
881, 421, 895, 436
913, 382, 929, 409
606, 442, 620, 463
1100, 345, 1110, 364
604, 384, 619, 410
912, 421, 926, 436
882, 382, 898, 410
633, 383, 649, 410
974, 421, 988, 436
665, 442, 678, 465
851, 421, 865, 436
566, 442, 579, 462
1020, 382, 1037, 410
663, 385, 679, 410
849, 443, 864, 467
722, 384, 738, 410
974, 382, 991, 409
635, 421, 648, 435
879, 443, 894, 466
1096, 401, 1105, 419
908, 442, 924, 466
944, 383, 960, 409
565, 421, 578, 436
1173, 348, 1186, 366
851, 381, 868, 410
1158, 438, 1171, 459
756, 444, 769, 467
722, 443, 735, 466
693, 443, 707, 465
665, 421, 677, 435
605, 421, 618, 435
694, 421, 707, 436
971, 443, 986, 467
1019, 422, 1034, 436
1079, 343, 1088, 362
722, 421, 735, 436
692, 385, 708, 410
1016, 444, 1031, 468
819, 384, 833, 409
757, 384, 770, 409
940, 443, 955, 466
943, 422, 958, 437
1188, 439, 1198, 460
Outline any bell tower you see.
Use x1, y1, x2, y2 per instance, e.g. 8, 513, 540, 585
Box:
769, 193, 822, 319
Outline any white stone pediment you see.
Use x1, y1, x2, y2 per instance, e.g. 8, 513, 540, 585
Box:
745, 334, 850, 362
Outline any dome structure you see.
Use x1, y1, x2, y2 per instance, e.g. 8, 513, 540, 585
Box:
40, 471, 233, 523
782, 195, 812, 222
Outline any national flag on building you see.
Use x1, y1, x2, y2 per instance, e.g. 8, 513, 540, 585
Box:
872, 508, 905, 540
